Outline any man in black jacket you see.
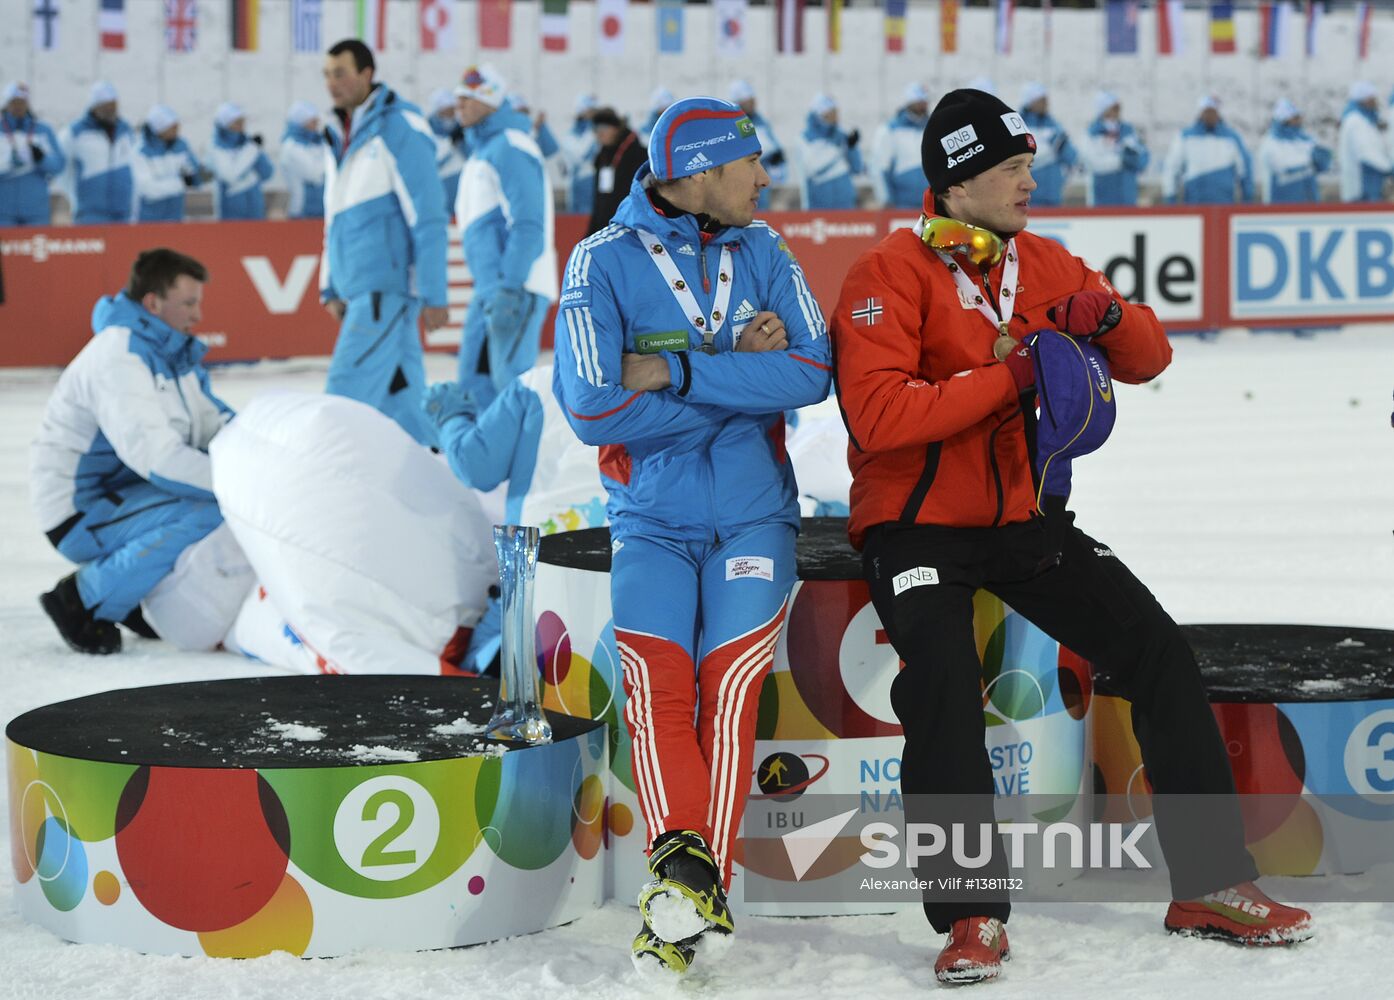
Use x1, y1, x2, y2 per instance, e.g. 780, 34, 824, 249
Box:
586, 108, 646, 235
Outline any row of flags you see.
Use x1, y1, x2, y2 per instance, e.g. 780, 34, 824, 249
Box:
27, 1, 1384, 62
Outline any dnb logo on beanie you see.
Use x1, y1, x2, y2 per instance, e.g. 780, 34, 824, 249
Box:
922, 89, 1037, 192
649, 96, 763, 180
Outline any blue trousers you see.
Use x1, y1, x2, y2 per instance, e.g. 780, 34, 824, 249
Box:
610, 521, 796, 885
456, 288, 548, 409
54, 482, 223, 622
325, 291, 433, 445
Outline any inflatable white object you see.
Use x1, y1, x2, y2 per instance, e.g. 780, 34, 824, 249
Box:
211, 392, 496, 675
140, 522, 255, 651
786, 396, 853, 516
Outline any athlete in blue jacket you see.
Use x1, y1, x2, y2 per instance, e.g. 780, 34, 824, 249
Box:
0, 82, 65, 226
1161, 95, 1254, 204
32, 249, 231, 655
1257, 99, 1332, 204
730, 80, 786, 208
206, 102, 273, 220
563, 94, 599, 215
1337, 81, 1393, 202
798, 93, 863, 210
454, 67, 557, 406
1082, 91, 1149, 207
552, 97, 830, 975
279, 101, 326, 219
1019, 82, 1078, 206
427, 89, 467, 212
132, 105, 204, 222
61, 81, 136, 224
321, 39, 449, 445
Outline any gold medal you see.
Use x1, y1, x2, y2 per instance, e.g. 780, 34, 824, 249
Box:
992, 329, 1017, 361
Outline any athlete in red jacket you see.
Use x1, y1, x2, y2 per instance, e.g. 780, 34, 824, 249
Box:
832, 88, 1312, 986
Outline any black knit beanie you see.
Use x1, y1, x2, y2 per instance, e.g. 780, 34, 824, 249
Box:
921, 88, 1037, 192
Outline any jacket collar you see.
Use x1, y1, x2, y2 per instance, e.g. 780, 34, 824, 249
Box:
96, 293, 208, 370
469, 106, 531, 145
612, 165, 748, 247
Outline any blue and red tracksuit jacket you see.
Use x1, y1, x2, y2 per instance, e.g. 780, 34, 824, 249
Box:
551, 166, 832, 542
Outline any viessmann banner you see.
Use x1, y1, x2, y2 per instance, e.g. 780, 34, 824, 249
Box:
3, 205, 1391, 368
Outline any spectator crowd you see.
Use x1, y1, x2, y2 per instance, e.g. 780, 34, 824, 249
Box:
5, 74, 1394, 228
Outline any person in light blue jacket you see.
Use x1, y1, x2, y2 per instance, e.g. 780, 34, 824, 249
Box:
31, 249, 231, 655
61, 81, 136, 224
552, 98, 830, 974
426, 88, 467, 212
797, 93, 863, 210
206, 102, 273, 220
278, 101, 325, 219
0, 81, 65, 226
132, 105, 204, 222
1161, 95, 1254, 204
509, 93, 562, 162
1257, 98, 1332, 204
1082, 91, 1149, 207
1019, 82, 1078, 206
562, 93, 598, 215
1337, 81, 1392, 202
454, 66, 556, 407
423, 362, 608, 674
871, 82, 931, 209
321, 39, 449, 445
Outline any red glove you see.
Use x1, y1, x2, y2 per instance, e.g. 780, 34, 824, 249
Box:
1048, 290, 1122, 339
1001, 341, 1035, 393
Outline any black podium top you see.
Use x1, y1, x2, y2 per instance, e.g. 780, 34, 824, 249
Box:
540, 517, 860, 579
5, 675, 600, 769
541, 522, 1394, 705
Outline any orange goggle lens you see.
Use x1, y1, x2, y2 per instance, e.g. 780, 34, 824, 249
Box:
920, 217, 1005, 268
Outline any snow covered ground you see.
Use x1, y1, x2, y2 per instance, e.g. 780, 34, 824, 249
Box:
2, 331, 1391, 999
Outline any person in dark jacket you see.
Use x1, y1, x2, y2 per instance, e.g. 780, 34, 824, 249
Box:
585, 108, 645, 235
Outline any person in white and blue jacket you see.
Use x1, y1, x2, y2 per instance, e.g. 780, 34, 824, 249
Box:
562, 93, 599, 215
132, 105, 204, 222
1019, 82, 1078, 206
31, 249, 231, 655
278, 100, 325, 219
1161, 95, 1254, 204
1081, 91, 1149, 207
60, 81, 135, 224
206, 102, 273, 221
321, 39, 449, 445
870, 82, 931, 209
637, 87, 674, 149
1337, 81, 1393, 203
427, 88, 467, 212
454, 66, 556, 407
1, 81, 65, 226
798, 93, 863, 210
551, 96, 830, 975
730, 80, 786, 209
1257, 98, 1332, 204
423, 362, 608, 675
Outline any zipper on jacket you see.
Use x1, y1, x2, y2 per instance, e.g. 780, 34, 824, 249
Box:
987, 420, 1006, 527
699, 243, 711, 294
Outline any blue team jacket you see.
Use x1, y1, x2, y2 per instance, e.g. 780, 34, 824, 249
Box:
551, 166, 832, 542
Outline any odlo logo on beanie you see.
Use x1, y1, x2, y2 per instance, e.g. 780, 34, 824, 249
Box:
940, 125, 986, 169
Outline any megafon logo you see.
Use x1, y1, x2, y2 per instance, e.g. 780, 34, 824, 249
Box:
243, 255, 320, 314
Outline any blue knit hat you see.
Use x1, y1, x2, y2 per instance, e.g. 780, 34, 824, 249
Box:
647, 97, 762, 181
1029, 329, 1117, 503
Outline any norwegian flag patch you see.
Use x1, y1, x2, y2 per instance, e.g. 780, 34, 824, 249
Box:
851, 297, 884, 326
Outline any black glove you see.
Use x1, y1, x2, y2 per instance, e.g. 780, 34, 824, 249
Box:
846, 129, 860, 150
182, 171, 198, 188
29, 143, 45, 163
251, 134, 264, 147
450, 124, 465, 144
765, 149, 786, 168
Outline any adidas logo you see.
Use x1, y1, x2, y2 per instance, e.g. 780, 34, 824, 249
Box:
677, 244, 697, 256
731, 299, 757, 324
684, 151, 713, 172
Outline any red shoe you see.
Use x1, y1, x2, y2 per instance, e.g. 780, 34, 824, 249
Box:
934, 917, 1009, 985
1165, 881, 1314, 946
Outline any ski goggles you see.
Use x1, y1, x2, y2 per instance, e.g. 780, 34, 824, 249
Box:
919, 216, 1006, 268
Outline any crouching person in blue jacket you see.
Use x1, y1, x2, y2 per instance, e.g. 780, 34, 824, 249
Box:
31, 249, 233, 654
552, 97, 831, 975
422, 362, 609, 673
